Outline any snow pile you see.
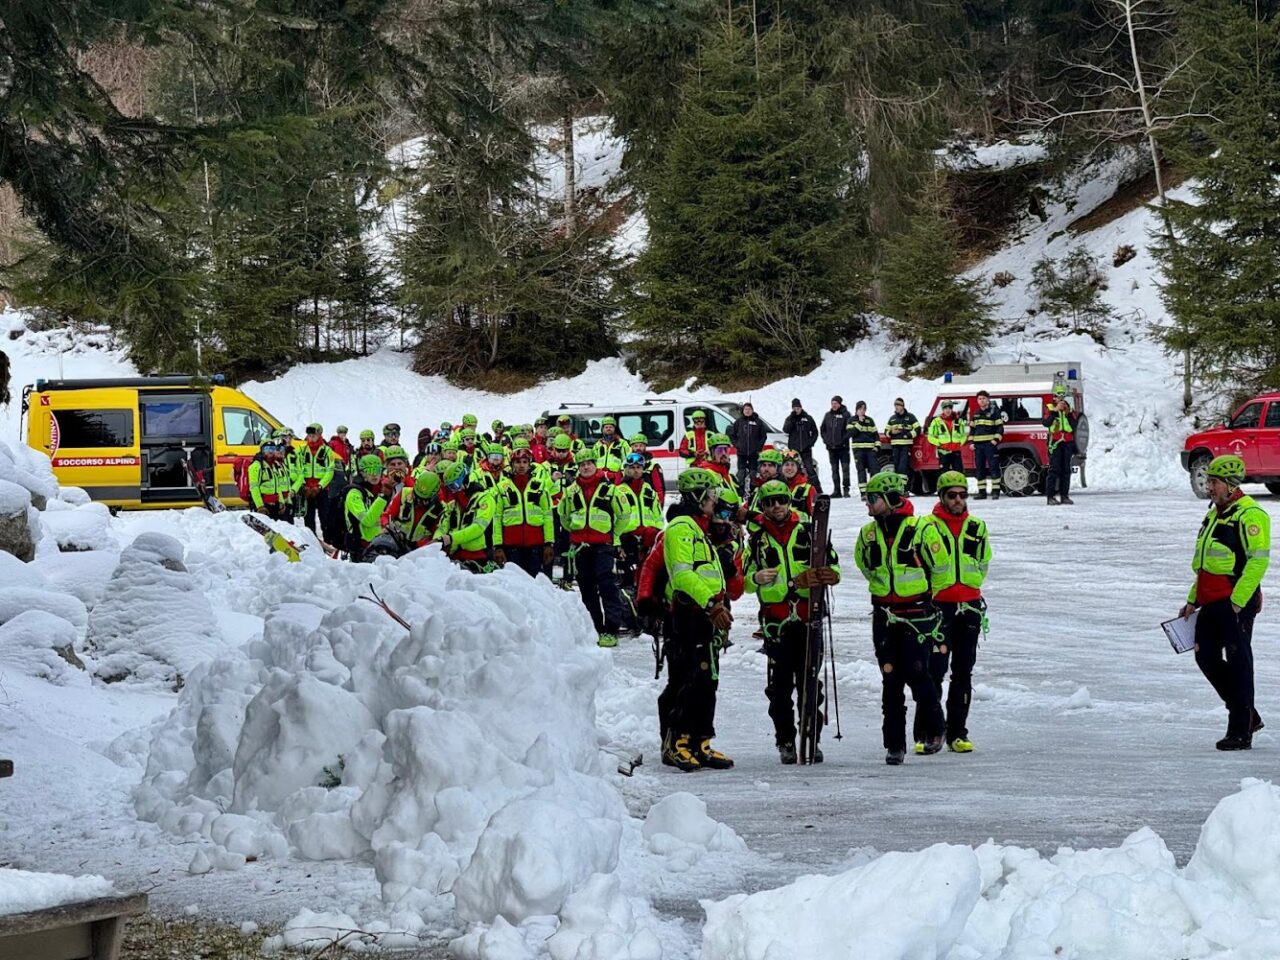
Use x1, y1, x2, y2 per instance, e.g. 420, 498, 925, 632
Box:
39, 501, 119, 552
131, 547, 685, 949
0, 868, 117, 915
0, 438, 59, 508
702, 778, 1280, 960
0, 609, 87, 685
642, 793, 747, 871
86, 532, 222, 688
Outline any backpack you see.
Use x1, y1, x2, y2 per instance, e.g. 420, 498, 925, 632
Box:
234, 456, 255, 500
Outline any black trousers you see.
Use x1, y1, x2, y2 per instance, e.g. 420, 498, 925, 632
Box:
1047, 445, 1073, 499
872, 604, 944, 751
1195, 596, 1259, 737
798, 449, 821, 491
575, 542, 623, 634
918, 601, 982, 742
892, 446, 914, 486
853, 449, 879, 495
764, 619, 823, 746
507, 545, 546, 578
300, 488, 327, 537
736, 453, 759, 497
826, 446, 851, 494
658, 601, 720, 741
938, 450, 963, 473
973, 444, 1000, 493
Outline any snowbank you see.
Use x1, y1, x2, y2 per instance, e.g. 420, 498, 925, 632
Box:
0, 868, 116, 915
701, 779, 1280, 960
130, 546, 694, 948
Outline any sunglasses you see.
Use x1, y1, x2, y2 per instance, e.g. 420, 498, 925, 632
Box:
761, 495, 790, 508
306, 428, 319, 435
867, 493, 885, 503
713, 445, 730, 454
944, 490, 969, 500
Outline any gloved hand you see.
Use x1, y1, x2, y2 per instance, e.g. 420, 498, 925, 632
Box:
494, 548, 507, 566
707, 603, 733, 632
437, 534, 452, 551
793, 569, 820, 589
542, 544, 555, 567
379, 477, 396, 496
753, 568, 779, 586
815, 567, 840, 586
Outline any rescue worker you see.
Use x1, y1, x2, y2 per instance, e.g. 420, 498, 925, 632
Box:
849, 401, 880, 500
615, 452, 664, 613
704, 433, 734, 488
1179, 454, 1270, 750
475, 442, 506, 491
820, 395, 853, 498
745, 479, 841, 764
488, 419, 509, 446
1043, 387, 1077, 505
783, 399, 821, 491
927, 400, 967, 474
344, 454, 391, 561
414, 442, 443, 478
659, 467, 735, 772
248, 440, 294, 521
460, 413, 479, 434
780, 450, 817, 517
381, 445, 413, 498
381, 469, 445, 549
855, 471, 948, 765
629, 433, 665, 502
594, 417, 627, 481
356, 429, 380, 463
886, 398, 921, 485
457, 428, 480, 467
679, 410, 712, 466
378, 423, 403, 458
496, 442, 555, 578
292, 422, 336, 539
328, 426, 353, 465
560, 450, 626, 647
530, 419, 550, 462
748, 449, 785, 509
922, 471, 991, 754
436, 460, 500, 573
968, 390, 1003, 499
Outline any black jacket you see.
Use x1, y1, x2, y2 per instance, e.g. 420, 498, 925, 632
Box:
784, 410, 819, 452
820, 406, 852, 449
729, 413, 768, 456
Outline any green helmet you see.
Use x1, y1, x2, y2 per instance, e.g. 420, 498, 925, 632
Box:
414, 471, 441, 499
866, 471, 907, 497
307, 422, 323, 434
758, 449, 784, 465
462, 414, 478, 427
678, 467, 721, 497
689, 410, 706, 422
336, 425, 348, 435
628, 433, 647, 446
511, 437, 531, 452
359, 429, 376, 441
601, 415, 617, 427
491, 419, 504, 431
756, 479, 790, 501
548, 425, 564, 438
459, 428, 477, 441
1206, 454, 1246, 485
484, 442, 505, 458
383, 444, 409, 461
709, 432, 732, 448
442, 435, 460, 451
936, 470, 967, 493
441, 460, 469, 488
358, 454, 383, 476
553, 434, 573, 451
576, 448, 599, 463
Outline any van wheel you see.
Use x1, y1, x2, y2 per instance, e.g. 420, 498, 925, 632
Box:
1000, 452, 1041, 497
1265, 482, 1280, 497
1189, 453, 1211, 500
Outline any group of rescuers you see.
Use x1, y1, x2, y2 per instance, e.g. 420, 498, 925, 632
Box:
245, 410, 1268, 767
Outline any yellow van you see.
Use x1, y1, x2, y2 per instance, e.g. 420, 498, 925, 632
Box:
21, 376, 287, 509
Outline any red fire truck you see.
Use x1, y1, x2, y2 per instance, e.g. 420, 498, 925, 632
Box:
888, 362, 1089, 496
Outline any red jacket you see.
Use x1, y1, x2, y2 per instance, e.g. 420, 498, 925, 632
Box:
501, 473, 548, 548
529, 436, 549, 463
930, 503, 981, 602
786, 473, 817, 515
679, 427, 709, 463
328, 436, 353, 464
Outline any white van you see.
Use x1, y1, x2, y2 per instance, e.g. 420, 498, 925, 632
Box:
542, 398, 788, 485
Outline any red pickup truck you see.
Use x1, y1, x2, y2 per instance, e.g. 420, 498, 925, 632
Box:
1182, 392, 1280, 498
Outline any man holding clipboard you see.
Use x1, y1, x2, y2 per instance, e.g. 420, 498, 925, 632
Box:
1178, 454, 1271, 750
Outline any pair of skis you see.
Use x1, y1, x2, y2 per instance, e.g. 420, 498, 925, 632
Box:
797, 494, 840, 765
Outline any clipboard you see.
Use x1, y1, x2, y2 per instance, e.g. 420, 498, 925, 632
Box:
1161, 610, 1198, 654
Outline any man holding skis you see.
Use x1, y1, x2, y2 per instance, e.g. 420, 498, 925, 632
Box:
745, 480, 840, 764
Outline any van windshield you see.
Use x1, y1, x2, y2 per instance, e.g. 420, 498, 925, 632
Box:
717, 401, 779, 433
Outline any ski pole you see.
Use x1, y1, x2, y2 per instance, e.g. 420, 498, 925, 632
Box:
825, 604, 842, 741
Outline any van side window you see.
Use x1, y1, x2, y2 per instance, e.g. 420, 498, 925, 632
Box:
53, 409, 134, 448
223, 408, 273, 446
619, 412, 673, 444
999, 397, 1043, 423
1266, 403, 1280, 429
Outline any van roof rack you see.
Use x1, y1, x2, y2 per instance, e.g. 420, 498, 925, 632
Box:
642, 398, 677, 406
32, 375, 226, 391
556, 402, 595, 410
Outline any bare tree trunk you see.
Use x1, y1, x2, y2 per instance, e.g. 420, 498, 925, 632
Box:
562, 104, 576, 234
1119, 0, 1191, 413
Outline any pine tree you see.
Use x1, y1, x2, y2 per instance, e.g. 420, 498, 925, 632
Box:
1155, 1, 1280, 406
630, 13, 867, 388
879, 191, 991, 374
1030, 245, 1113, 342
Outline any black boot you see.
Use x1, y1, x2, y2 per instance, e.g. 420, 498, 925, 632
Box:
1216, 734, 1252, 751
1252, 708, 1265, 734
778, 741, 797, 765
885, 749, 905, 766
976, 490, 988, 500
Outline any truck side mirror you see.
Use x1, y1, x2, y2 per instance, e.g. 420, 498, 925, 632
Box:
667, 439, 675, 451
